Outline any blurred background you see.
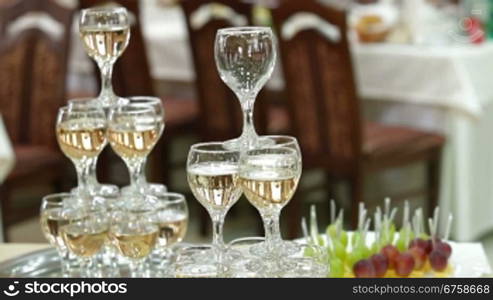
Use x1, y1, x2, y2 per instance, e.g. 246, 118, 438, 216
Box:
1, 0, 493, 265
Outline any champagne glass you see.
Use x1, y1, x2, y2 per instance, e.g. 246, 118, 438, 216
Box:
107, 102, 163, 194
67, 98, 119, 197
120, 97, 167, 195
79, 7, 130, 107
56, 102, 107, 197
239, 144, 302, 259
110, 195, 159, 277
215, 27, 277, 149
61, 197, 109, 277
187, 142, 242, 259
255, 135, 302, 255
40, 193, 86, 276
150, 192, 188, 276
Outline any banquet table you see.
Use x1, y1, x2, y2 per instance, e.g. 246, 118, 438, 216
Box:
0, 242, 491, 277
68, 1, 493, 242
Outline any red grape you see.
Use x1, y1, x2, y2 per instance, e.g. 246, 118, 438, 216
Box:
353, 259, 377, 278
381, 245, 399, 269
370, 254, 389, 277
429, 250, 448, 272
395, 252, 415, 277
434, 241, 452, 259
409, 238, 427, 250
424, 239, 433, 254
408, 246, 426, 270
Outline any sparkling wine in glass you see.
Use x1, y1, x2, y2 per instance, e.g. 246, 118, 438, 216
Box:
187, 142, 242, 257
61, 199, 109, 277
149, 192, 188, 276
79, 7, 130, 107
56, 102, 107, 197
108, 102, 163, 194
240, 143, 302, 258
120, 97, 167, 195
40, 193, 86, 276
110, 196, 159, 277
215, 27, 277, 149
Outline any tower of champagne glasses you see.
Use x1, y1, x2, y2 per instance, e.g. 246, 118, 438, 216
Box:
41, 6, 189, 278
39, 5, 325, 277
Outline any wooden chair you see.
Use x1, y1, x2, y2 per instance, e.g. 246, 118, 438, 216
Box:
79, 0, 199, 186
0, 0, 75, 240
271, 0, 445, 231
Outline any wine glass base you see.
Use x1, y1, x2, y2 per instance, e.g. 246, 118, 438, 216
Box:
249, 240, 301, 258
121, 183, 167, 196
70, 184, 119, 197
223, 136, 275, 151
97, 96, 129, 108
278, 257, 327, 278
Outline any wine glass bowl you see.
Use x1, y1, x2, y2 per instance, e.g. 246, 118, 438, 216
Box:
215, 27, 277, 149
153, 192, 188, 249
215, 27, 276, 101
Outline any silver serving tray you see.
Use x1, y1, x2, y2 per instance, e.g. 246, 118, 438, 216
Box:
0, 248, 62, 277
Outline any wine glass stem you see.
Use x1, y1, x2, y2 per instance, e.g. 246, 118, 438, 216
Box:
126, 158, 147, 191
211, 215, 225, 266
87, 157, 99, 185
240, 99, 258, 146
129, 259, 145, 278
138, 157, 148, 183
59, 249, 71, 277
74, 160, 90, 195
211, 215, 225, 248
98, 61, 116, 100
262, 212, 281, 252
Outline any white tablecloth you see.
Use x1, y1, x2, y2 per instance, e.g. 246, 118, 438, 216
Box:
69, 1, 493, 242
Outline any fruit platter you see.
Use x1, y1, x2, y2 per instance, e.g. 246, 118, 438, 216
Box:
302, 199, 471, 278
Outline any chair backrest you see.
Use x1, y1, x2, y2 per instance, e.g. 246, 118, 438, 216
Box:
79, 0, 155, 96
181, 0, 268, 141
0, 0, 74, 148
271, 0, 362, 172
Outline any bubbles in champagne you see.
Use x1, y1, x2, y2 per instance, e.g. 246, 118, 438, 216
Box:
187, 162, 242, 212
56, 119, 107, 160
80, 26, 130, 63
215, 28, 276, 100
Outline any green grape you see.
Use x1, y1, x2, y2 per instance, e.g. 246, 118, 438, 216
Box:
327, 224, 337, 239
357, 244, 371, 259
304, 246, 315, 257
348, 248, 364, 267
326, 245, 334, 257
396, 237, 407, 252
370, 242, 379, 255
389, 224, 396, 242
329, 258, 345, 277
318, 236, 325, 246
351, 232, 362, 247
333, 241, 347, 261
420, 233, 429, 240
340, 231, 348, 247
